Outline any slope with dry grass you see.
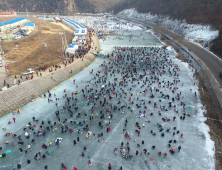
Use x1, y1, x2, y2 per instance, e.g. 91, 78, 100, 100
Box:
1, 18, 73, 75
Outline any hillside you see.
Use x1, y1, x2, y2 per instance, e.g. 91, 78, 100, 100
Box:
1, 0, 222, 57
110, 0, 222, 58
0, 0, 123, 14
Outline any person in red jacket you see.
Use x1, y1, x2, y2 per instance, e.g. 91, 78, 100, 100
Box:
138, 131, 140, 136
108, 163, 111, 170
13, 117, 16, 123
74, 167, 77, 170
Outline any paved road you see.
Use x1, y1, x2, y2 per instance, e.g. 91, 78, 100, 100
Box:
119, 16, 222, 86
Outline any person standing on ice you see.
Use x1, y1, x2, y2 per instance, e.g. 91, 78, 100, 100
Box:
108, 163, 112, 169
12, 117, 16, 123
88, 160, 92, 166
17, 164, 21, 169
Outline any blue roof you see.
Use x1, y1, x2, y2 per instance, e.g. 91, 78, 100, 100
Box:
0, 18, 26, 27
64, 19, 80, 29
64, 18, 85, 29
68, 43, 76, 48
22, 22, 35, 27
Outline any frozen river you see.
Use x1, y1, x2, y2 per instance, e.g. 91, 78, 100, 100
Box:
0, 19, 215, 170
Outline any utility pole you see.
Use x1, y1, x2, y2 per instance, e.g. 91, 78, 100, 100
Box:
26, 7, 29, 18
73, 0, 75, 21
67, 0, 69, 17
0, 45, 8, 75
43, 8, 45, 18
61, 31, 68, 57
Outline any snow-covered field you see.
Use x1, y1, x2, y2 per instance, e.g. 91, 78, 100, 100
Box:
72, 16, 143, 32
118, 9, 219, 47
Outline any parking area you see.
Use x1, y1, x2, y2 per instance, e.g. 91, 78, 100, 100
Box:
0, 26, 32, 41
0, 17, 35, 42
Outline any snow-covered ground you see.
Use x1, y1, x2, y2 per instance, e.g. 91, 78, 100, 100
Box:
72, 16, 142, 32
118, 9, 219, 47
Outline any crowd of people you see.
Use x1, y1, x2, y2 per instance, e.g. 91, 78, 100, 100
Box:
0, 42, 198, 170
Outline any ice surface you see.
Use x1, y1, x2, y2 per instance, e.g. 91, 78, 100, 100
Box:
0, 18, 215, 170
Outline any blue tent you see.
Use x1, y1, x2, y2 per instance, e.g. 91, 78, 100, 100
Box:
22, 22, 35, 27
68, 43, 76, 48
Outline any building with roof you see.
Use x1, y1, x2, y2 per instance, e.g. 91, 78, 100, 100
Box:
0, 18, 27, 31
62, 18, 87, 36
22, 22, 35, 27
65, 43, 78, 54
0, 11, 16, 17
21, 22, 35, 34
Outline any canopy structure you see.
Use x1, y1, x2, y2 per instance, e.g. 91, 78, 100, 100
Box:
65, 43, 78, 54
22, 22, 35, 27
0, 18, 26, 27
0, 18, 28, 31
63, 18, 87, 36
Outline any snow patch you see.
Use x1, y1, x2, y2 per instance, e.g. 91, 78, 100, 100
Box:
118, 8, 219, 48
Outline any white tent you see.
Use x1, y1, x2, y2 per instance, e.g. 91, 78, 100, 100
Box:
74, 28, 87, 36
65, 43, 78, 54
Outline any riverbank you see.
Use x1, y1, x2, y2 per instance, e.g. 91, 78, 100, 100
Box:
163, 39, 222, 170
142, 17, 222, 169
0, 34, 99, 117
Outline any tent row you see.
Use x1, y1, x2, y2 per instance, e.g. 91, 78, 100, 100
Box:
63, 18, 87, 36
0, 18, 28, 31
65, 43, 78, 54
22, 22, 35, 27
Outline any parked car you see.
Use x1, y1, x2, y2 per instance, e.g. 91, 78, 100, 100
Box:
21, 33, 28, 36
0, 61, 3, 67
17, 25, 20, 28
14, 35, 22, 39
21, 68, 34, 75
